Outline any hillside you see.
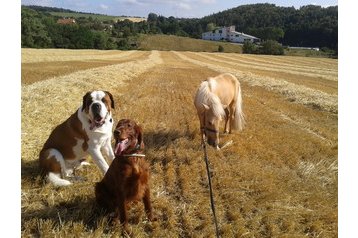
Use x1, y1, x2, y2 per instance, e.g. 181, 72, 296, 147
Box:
138, 34, 242, 53
25, 5, 146, 22
49, 12, 146, 22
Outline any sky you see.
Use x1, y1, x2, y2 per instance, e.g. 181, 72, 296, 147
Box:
21, 0, 338, 18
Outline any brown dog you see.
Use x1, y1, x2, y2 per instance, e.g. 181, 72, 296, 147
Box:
95, 119, 155, 234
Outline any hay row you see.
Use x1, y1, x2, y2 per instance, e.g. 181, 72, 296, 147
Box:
209, 52, 338, 77
174, 51, 337, 113
183, 52, 337, 95
21, 49, 137, 63
238, 53, 338, 68
21, 51, 163, 159
191, 52, 338, 95
193, 52, 337, 81
226, 53, 337, 71
278, 111, 333, 145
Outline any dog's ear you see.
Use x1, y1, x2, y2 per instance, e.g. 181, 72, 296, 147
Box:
105, 91, 115, 109
135, 124, 144, 150
82, 92, 92, 111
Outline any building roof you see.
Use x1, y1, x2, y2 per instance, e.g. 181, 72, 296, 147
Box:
231, 31, 260, 39
203, 26, 259, 40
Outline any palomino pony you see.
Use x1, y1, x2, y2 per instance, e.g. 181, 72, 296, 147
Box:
194, 73, 245, 149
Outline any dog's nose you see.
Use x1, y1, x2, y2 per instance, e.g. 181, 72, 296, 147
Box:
114, 130, 121, 137
91, 103, 101, 112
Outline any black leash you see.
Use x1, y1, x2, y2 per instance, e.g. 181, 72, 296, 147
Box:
202, 134, 220, 238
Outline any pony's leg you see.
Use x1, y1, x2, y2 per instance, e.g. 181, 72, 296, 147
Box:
198, 112, 206, 144
224, 108, 230, 134
229, 103, 236, 134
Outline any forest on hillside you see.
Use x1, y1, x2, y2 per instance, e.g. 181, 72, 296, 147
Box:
21, 4, 337, 54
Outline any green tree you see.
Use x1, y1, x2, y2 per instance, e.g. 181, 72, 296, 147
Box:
117, 38, 129, 50
242, 41, 258, 54
93, 32, 108, 49
249, 27, 284, 41
21, 8, 51, 48
206, 23, 216, 32
259, 40, 284, 55
147, 13, 158, 23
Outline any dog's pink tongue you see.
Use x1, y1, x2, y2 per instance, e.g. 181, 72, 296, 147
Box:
89, 118, 105, 130
115, 138, 129, 156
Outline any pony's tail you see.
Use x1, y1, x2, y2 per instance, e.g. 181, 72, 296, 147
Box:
232, 81, 245, 131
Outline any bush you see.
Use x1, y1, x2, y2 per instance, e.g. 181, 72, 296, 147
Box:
117, 38, 130, 50
259, 40, 284, 55
242, 41, 258, 54
218, 45, 224, 52
243, 40, 284, 55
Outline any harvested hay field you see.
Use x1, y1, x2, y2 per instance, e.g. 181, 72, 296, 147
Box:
21, 49, 338, 237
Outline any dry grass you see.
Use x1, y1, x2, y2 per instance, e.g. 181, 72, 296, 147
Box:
21, 51, 151, 85
190, 52, 338, 95
21, 50, 337, 237
211, 53, 338, 80
21, 49, 136, 63
175, 51, 338, 113
117, 17, 147, 22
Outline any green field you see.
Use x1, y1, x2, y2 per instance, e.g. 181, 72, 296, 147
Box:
138, 34, 243, 53
50, 11, 146, 22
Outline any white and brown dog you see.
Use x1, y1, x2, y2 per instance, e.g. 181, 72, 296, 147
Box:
39, 90, 116, 186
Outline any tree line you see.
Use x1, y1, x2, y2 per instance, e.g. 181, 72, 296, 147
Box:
21, 7, 119, 49
21, 4, 337, 54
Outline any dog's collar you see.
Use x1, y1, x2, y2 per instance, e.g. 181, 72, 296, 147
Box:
121, 153, 146, 157
124, 141, 142, 154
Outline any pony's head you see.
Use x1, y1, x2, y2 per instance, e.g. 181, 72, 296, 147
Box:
202, 103, 225, 149
195, 79, 226, 149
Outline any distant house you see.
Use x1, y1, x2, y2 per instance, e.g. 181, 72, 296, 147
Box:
202, 26, 260, 44
57, 18, 76, 25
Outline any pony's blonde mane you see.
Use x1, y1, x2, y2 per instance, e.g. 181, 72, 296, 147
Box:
195, 80, 226, 120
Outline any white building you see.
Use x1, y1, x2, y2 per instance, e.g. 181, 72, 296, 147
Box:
202, 26, 260, 44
